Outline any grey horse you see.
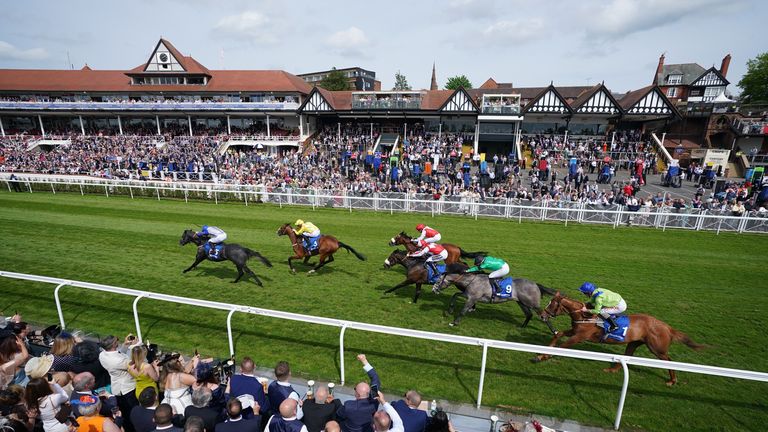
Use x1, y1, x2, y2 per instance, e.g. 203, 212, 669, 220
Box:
431, 263, 557, 332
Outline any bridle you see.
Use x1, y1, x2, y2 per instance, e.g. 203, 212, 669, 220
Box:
543, 296, 590, 320
433, 271, 466, 293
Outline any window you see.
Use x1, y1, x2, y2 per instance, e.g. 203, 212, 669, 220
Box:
704, 86, 723, 97
666, 87, 677, 98
667, 74, 682, 85
186, 77, 205, 85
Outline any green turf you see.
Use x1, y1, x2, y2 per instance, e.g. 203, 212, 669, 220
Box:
0, 190, 766, 431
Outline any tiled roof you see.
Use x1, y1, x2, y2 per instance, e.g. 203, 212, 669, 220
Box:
0, 69, 312, 93
616, 85, 654, 110
656, 63, 706, 86
420, 90, 454, 110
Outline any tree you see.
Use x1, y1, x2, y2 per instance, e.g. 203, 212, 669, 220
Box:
392, 71, 411, 90
445, 75, 473, 90
319, 68, 349, 91
738, 52, 768, 104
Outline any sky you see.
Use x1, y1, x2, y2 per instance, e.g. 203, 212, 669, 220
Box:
0, 0, 766, 95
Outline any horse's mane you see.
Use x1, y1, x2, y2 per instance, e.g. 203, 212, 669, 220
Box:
399, 231, 410, 238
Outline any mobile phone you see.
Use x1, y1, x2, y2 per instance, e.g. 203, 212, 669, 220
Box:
46, 372, 53, 382
127, 335, 136, 341
369, 384, 379, 399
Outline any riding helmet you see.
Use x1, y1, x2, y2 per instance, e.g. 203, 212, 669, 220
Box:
579, 282, 596, 295
201, 225, 209, 232
474, 255, 485, 266
416, 223, 425, 231
294, 219, 304, 226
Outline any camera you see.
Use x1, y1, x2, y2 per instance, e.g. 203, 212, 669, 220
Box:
369, 384, 379, 400
145, 343, 159, 363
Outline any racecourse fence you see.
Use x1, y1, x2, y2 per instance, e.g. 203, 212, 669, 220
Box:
3, 174, 767, 235
1, 270, 767, 430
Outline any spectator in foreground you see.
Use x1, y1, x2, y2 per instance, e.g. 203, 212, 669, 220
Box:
267, 361, 302, 419
336, 354, 381, 432
151, 403, 182, 432
24, 377, 69, 432
130, 387, 159, 432
225, 356, 269, 418
265, 398, 306, 432
302, 385, 341, 432
70, 372, 117, 418
183, 416, 205, 432
372, 391, 403, 432
424, 410, 455, 432
99, 335, 139, 431
215, 398, 261, 432
72, 394, 122, 432
184, 386, 218, 432
391, 390, 427, 432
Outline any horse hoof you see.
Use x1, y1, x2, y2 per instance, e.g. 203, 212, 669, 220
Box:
449, 322, 457, 327
603, 367, 619, 373
307, 270, 315, 275
665, 380, 676, 387
531, 357, 541, 363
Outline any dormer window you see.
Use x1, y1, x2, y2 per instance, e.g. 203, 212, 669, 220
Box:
667, 74, 682, 85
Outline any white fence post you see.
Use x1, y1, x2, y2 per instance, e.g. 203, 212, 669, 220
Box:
51, 183, 56, 194
477, 341, 489, 408
339, 324, 349, 386
133, 294, 146, 343
53, 283, 69, 329
614, 358, 630, 430
226, 308, 237, 357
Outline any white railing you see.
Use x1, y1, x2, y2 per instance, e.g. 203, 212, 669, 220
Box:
651, 132, 674, 165
226, 135, 301, 142
3, 174, 767, 235
1, 269, 766, 430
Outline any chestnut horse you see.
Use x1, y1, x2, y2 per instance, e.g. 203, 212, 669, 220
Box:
537, 292, 705, 385
388, 232, 485, 264
277, 223, 366, 274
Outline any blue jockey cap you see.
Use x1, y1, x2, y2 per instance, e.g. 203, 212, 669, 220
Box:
579, 282, 596, 295
201, 225, 209, 232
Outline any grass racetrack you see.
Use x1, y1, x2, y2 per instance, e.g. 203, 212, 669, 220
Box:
0, 190, 766, 431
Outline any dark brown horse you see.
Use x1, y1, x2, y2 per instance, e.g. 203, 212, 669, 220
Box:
277, 223, 366, 274
383, 249, 468, 303
388, 232, 485, 264
536, 292, 705, 385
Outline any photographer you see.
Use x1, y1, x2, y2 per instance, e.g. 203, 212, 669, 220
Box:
1, 327, 29, 389
128, 346, 159, 400
99, 335, 139, 432
160, 353, 198, 415
336, 354, 381, 432
24, 377, 69, 432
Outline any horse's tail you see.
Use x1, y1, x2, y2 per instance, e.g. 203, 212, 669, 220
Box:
536, 283, 557, 297
671, 328, 706, 351
459, 248, 487, 259
337, 241, 367, 261
245, 248, 273, 268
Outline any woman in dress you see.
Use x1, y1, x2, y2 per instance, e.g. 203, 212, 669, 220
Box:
127, 345, 159, 399
24, 377, 70, 432
160, 353, 198, 414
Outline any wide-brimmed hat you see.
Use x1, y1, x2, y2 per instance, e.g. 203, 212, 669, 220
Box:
24, 354, 54, 379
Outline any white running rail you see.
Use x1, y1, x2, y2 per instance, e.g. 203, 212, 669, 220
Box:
1, 270, 766, 430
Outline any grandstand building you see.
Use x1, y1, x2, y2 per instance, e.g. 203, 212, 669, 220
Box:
297, 67, 381, 91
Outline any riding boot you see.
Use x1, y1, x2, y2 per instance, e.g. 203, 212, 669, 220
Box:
604, 316, 618, 332
490, 278, 501, 297
426, 261, 438, 277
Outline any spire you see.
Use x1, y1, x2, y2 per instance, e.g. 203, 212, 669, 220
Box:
430, 62, 438, 91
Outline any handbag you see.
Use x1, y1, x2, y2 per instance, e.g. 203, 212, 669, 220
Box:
55, 402, 72, 424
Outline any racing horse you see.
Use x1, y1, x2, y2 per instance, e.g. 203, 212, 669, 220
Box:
536, 292, 705, 385
179, 229, 272, 285
432, 263, 557, 332
388, 232, 485, 264
383, 249, 468, 304
277, 223, 366, 274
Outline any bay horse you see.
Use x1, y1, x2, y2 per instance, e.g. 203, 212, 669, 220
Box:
536, 292, 705, 385
383, 249, 467, 304
277, 223, 366, 274
179, 229, 272, 285
388, 232, 485, 264
432, 264, 557, 332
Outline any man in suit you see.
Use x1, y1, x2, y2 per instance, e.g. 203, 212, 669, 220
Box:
301, 386, 341, 432
184, 386, 219, 432
152, 404, 183, 432
390, 391, 427, 432
225, 356, 270, 418
70, 372, 118, 418
215, 398, 261, 432
336, 354, 381, 432
267, 361, 303, 419
130, 387, 159, 432
265, 398, 308, 432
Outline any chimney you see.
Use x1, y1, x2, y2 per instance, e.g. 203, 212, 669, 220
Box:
653, 53, 665, 85
720, 53, 731, 78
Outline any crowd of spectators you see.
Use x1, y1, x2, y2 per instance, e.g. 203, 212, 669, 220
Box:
2, 124, 767, 213
1, 313, 455, 432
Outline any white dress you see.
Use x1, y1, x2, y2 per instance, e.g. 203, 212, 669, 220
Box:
164, 386, 192, 415
39, 383, 70, 432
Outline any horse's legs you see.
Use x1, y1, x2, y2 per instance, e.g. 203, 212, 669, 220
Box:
233, 264, 245, 283
303, 256, 311, 265
309, 254, 333, 274
517, 302, 534, 328
287, 255, 299, 274
447, 292, 462, 316
243, 265, 263, 287
412, 284, 422, 304
450, 297, 477, 326
605, 341, 644, 373
645, 343, 676, 385
384, 279, 413, 294
183, 254, 206, 273
534, 328, 576, 362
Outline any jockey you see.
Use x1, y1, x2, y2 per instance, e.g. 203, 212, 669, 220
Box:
197, 225, 226, 259
413, 224, 441, 244
466, 255, 509, 295
578, 282, 626, 332
294, 219, 320, 250
408, 240, 448, 276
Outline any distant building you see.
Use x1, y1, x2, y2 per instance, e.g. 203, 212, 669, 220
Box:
654, 53, 731, 103
297, 67, 380, 91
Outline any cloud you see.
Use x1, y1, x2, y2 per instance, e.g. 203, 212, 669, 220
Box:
482, 19, 545, 44
213, 11, 276, 44
325, 27, 370, 58
0, 41, 48, 61
445, 0, 499, 20
583, 0, 734, 41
